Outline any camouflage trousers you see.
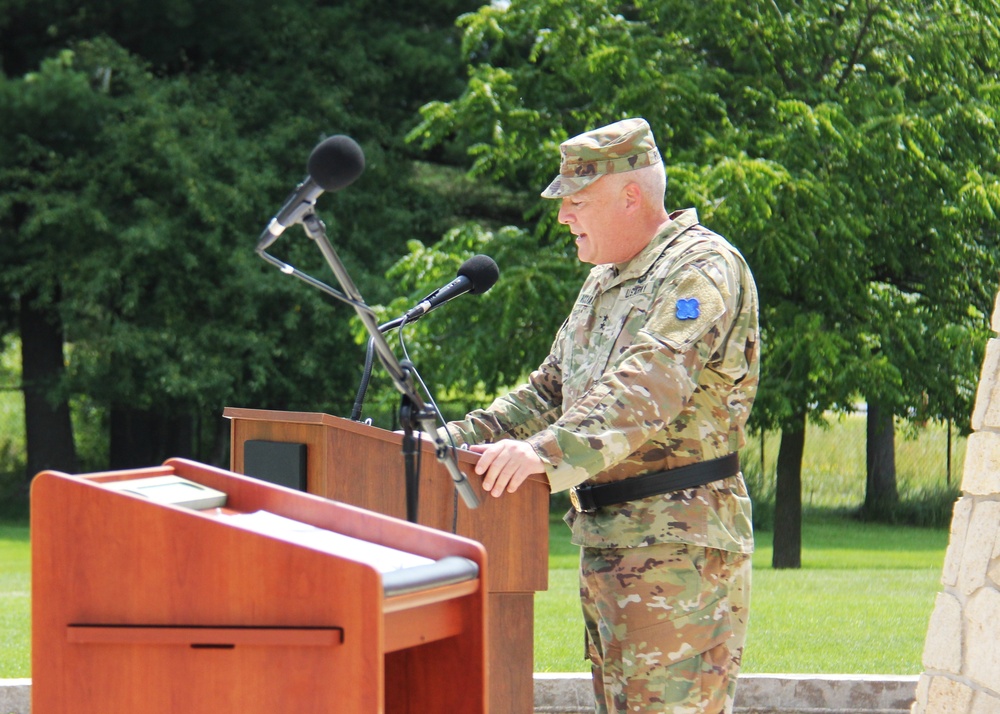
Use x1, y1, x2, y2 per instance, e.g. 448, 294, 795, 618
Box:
580, 542, 751, 714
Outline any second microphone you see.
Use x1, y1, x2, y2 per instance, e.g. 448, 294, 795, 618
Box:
402, 255, 500, 322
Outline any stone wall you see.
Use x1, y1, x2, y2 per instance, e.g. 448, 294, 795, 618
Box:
912, 287, 1000, 713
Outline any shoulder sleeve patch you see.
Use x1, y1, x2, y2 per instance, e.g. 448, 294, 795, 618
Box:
644, 268, 726, 350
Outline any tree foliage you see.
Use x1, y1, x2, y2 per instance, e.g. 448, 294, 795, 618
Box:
403, 0, 998, 413
1, 0, 997, 542
0, 0, 481, 472
391, 0, 1000, 564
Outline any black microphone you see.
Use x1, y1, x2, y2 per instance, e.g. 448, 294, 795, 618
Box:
350, 254, 499, 421
257, 135, 366, 250
403, 254, 499, 321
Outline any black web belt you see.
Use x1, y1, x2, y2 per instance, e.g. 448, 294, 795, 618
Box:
569, 452, 741, 513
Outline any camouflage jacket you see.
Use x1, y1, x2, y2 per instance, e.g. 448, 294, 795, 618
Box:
445, 209, 759, 552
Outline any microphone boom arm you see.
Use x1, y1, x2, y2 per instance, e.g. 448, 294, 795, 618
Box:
255, 248, 366, 311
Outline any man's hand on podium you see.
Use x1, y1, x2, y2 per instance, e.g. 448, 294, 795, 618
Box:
467, 441, 545, 498
392, 430, 544, 497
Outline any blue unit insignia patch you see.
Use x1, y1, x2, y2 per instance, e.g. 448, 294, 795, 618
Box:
676, 297, 700, 320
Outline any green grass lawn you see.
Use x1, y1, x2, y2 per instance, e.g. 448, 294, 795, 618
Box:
536, 511, 948, 674
0, 414, 959, 678
0, 522, 29, 678
0, 510, 949, 679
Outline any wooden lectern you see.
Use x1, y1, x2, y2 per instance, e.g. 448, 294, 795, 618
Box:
223, 408, 550, 714
32, 457, 487, 714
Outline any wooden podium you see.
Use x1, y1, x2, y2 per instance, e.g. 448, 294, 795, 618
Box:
32, 457, 487, 714
223, 408, 550, 714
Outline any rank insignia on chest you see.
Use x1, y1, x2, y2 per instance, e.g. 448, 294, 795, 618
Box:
676, 297, 700, 320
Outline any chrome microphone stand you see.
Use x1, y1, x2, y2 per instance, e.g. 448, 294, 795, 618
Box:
255, 210, 480, 521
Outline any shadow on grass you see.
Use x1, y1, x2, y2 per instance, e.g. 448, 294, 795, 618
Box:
0, 476, 29, 525
549, 503, 950, 571
754, 507, 949, 570
0, 521, 29, 540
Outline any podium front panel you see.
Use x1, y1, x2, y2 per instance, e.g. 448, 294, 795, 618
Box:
31, 460, 487, 714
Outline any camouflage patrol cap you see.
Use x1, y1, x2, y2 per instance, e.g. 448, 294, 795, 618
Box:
541, 117, 662, 199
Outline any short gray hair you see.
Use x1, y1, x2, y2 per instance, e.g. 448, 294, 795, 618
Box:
607, 162, 666, 205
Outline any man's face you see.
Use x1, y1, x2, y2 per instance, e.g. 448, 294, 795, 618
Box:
557, 176, 631, 265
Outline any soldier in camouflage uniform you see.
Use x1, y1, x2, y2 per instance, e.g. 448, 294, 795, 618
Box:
442, 118, 759, 713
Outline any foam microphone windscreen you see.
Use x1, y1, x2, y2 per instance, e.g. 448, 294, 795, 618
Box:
458, 254, 500, 294
307, 135, 366, 191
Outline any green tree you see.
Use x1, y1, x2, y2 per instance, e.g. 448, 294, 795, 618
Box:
397, 0, 999, 567
0, 0, 481, 479
0, 48, 110, 478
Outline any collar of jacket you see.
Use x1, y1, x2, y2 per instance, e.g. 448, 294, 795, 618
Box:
593, 207, 702, 292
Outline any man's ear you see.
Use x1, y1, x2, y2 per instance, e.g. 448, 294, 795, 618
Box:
623, 181, 642, 210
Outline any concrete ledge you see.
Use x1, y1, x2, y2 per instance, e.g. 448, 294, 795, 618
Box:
0, 679, 30, 714
1, 674, 918, 713
533, 673, 919, 714
732, 674, 918, 713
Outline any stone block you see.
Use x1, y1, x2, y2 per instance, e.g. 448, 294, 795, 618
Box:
988, 545, 1000, 590
971, 338, 1000, 431
942, 498, 973, 588
911, 674, 929, 713
965, 587, 1000, 690
962, 431, 1000, 495
921, 676, 975, 714
922, 591, 963, 674
972, 689, 1000, 714
992, 288, 1000, 335
958, 501, 1000, 596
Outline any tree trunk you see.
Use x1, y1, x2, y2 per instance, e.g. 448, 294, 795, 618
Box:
109, 407, 194, 469
864, 400, 898, 516
20, 290, 77, 482
772, 409, 806, 569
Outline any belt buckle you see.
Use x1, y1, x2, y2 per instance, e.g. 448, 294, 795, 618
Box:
569, 487, 583, 512
569, 486, 592, 513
